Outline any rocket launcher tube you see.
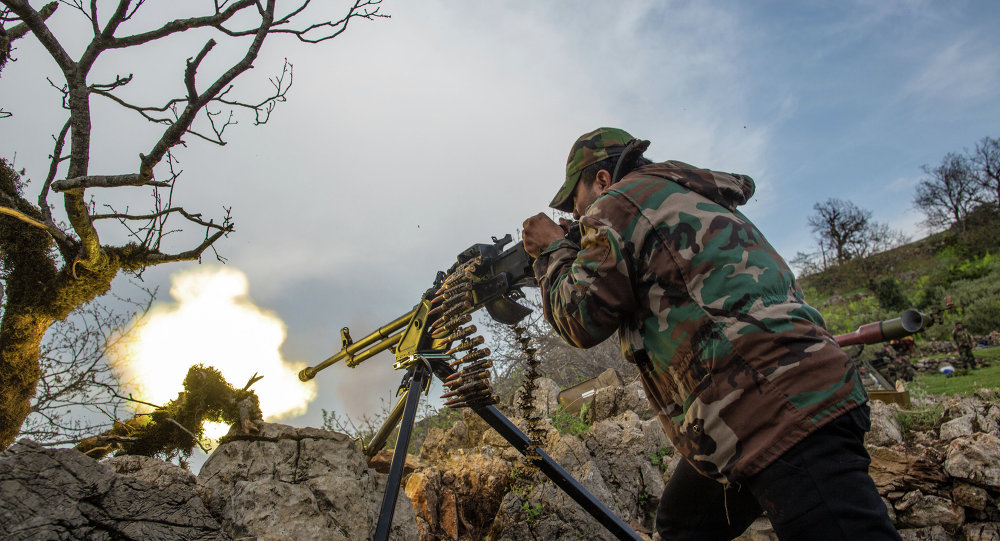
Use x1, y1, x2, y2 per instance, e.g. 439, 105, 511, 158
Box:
833, 309, 927, 347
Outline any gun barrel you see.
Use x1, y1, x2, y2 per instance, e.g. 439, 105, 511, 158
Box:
298, 308, 416, 381
833, 309, 926, 347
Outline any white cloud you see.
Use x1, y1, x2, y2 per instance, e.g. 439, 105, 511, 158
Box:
904, 36, 1000, 103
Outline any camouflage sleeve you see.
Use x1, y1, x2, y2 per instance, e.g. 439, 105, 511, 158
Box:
532, 214, 637, 349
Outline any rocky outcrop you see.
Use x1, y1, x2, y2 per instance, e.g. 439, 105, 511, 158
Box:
864, 392, 1000, 539
3, 380, 999, 541
0, 440, 227, 541
0, 423, 417, 541
199, 423, 417, 541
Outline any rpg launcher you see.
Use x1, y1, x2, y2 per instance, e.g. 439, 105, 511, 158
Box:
831, 298, 954, 389
298, 225, 641, 541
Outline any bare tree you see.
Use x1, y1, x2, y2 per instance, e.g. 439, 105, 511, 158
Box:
969, 136, 1000, 212
913, 152, 982, 232
806, 198, 873, 265
0, 0, 387, 448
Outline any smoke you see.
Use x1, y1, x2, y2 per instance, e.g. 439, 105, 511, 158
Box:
108, 267, 316, 437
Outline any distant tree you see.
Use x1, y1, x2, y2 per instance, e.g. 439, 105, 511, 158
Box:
913, 153, 982, 232
0, 0, 387, 449
481, 295, 635, 404
969, 136, 1000, 212
789, 250, 824, 277
807, 198, 873, 265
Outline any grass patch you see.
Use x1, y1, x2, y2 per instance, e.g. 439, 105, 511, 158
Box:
912, 358, 1000, 396
896, 406, 944, 438
549, 404, 591, 436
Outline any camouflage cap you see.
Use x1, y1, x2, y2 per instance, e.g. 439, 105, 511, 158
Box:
550, 127, 637, 212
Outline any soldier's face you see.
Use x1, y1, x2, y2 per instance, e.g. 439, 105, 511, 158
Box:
571, 171, 610, 220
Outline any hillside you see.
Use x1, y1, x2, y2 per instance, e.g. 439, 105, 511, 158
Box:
798, 205, 1000, 341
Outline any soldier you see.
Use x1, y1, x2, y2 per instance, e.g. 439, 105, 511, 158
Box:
523, 128, 899, 540
952, 322, 978, 371
877, 344, 899, 382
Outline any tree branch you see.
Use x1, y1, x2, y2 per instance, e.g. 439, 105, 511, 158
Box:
40, 118, 71, 221
3, 1, 74, 71
51, 173, 170, 192
0, 204, 72, 244
2, 1, 56, 41
104, 0, 255, 49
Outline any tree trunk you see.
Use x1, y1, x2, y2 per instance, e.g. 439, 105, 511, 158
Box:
0, 310, 50, 447
0, 161, 120, 448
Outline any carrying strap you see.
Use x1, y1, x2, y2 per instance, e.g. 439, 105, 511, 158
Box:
611, 138, 651, 183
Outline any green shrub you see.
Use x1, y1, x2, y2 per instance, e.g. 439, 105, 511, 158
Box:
649, 446, 672, 473
875, 278, 910, 311
963, 296, 1000, 335
895, 406, 943, 438
550, 404, 591, 436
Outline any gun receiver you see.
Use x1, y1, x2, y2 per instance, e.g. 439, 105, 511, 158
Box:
298, 222, 582, 382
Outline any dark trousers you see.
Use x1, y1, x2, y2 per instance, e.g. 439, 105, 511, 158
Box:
656, 406, 900, 540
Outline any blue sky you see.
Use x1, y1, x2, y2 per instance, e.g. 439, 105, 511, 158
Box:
3, 0, 999, 446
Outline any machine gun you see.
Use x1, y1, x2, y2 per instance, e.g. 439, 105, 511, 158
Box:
298, 226, 641, 541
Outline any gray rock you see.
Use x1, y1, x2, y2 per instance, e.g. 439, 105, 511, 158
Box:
898, 525, 956, 540
940, 414, 976, 440
733, 517, 777, 540
943, 433, 1000, 488
963, 522, 1000, 541
491, 411, 669, 540
198, 422, 417, 541
589, 382, 651, 423
981, 405, 1000, 436
0, 439, 227, 541
867, 400, 904, 446
895, 491, 964, 529
952, 483, 990, 511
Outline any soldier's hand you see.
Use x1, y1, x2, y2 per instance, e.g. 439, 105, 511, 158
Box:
522, 213, 565, 258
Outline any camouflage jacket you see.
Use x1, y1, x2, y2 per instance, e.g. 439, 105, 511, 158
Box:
533, 161, 867, 481
953, 328, 974, 349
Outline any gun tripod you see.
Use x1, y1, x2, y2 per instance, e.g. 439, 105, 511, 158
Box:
367, 353, 642, 541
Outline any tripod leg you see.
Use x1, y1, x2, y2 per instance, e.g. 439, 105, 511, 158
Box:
474, 403, 643, 541
373, 366, 430, 541
365, 392, 408, 460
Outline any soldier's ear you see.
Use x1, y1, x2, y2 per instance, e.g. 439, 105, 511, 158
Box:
595, 169, 613, 190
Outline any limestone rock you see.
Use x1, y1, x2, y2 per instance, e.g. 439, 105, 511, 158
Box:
981, 405, 1000, 436
589, 381, 651, 423
733, 517, 777, 540
490, 411, 668, 540
405, 453, 512, 541
963, 522, 1000, 541
940, 414, 975, 440
943, 433, 1000, 488
895, 491, 964, 529
866, 400, 903, 446
952, 483, 991, 511
868, 445, 948, 495
0, 439, 227, 541
898, 525, 956, 540
367, 449, 423, 476
198, 422, 417, 541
